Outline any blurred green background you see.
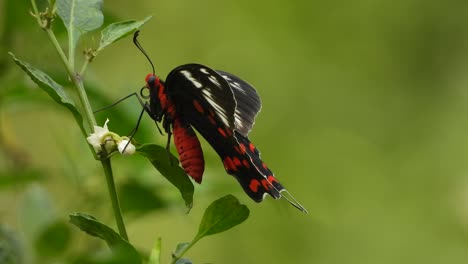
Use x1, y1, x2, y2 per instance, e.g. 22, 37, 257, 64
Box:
2, 0, 468, 263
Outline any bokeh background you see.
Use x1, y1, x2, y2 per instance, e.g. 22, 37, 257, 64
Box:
2, 0, 468, 263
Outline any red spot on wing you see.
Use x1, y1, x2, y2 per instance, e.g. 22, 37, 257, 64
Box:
249, 179, 261, 193
262, 163, 268, 170
234, 146, 241, 154
192, 99, 204, 113
267, 175, 278, 183
249, 143, 256, 153
217, 127, 227, 138
239, 144, 247, 154
208, 115, 216, 125
242, 159, 250, 168
233, 157, 242, 167
223, 156, 237, 172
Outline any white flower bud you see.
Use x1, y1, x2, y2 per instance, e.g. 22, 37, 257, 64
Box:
118, 140, 136, 155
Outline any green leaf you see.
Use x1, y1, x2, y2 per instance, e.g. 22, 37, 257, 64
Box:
195, 195, 249, 241
98, 16, 152, 52
136, 144, 194, 210
56, 0, 104, 53
8, 52, 85, 134
148, 238, 161, 264
69, 213, 141, 264
172, 196, 249, 262
34, 220, 72, 258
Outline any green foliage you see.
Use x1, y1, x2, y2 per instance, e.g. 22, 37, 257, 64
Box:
69, 213, 141, 264
3, 1, 251, 263
56, 0, 104, 57
34, 220, 72, 258
137, 144, 194, 210
148, 238, 162, 264
195, 194, 249, 240
98, 16, 152, 52
171, 195, 250, 263
8, 52, 85, 134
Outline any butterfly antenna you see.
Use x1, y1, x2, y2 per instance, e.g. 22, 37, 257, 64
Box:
133, 30, 155, 75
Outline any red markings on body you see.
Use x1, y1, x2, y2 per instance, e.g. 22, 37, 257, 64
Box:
217, 127, 227, 138
145, 73, 154, 83
192, 99, 204, 113
249, 179, 261, 192
166, 104, 176, 117
173, 119, 205, 183
249, 143, 255, 153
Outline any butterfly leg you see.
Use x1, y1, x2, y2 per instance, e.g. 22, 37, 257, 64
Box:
162, 114, 176, 166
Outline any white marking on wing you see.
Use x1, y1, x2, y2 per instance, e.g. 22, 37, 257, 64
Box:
221, 74, 232, 81
201, 89, 231, 128
200, 68, 210, 74
234, 109, 246, 130
181, 70, 203, 88
208, 75, 221, 87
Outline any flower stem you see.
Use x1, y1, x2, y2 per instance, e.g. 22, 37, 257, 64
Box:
101, 157, 129, 241
30, 0, 128, 240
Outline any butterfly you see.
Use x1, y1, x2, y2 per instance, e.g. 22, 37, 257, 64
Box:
133, 31, 306, 213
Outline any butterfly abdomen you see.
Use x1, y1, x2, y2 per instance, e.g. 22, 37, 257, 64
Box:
173, 119, 205, 183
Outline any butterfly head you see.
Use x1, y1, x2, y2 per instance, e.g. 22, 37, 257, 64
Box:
145, 73, 160, 89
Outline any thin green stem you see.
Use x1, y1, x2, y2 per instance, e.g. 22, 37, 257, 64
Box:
79, 58, 90, 76
101, 157, 129, 241
171, 238, 199, 264
74, 77, 97, 128
30, 0, 40, 21
31, 0, 96, 130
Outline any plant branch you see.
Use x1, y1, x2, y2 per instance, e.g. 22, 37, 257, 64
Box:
101, 156, 129, 241
30, 0, 128, 243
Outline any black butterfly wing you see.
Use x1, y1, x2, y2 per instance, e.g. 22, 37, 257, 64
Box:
166, 63, 236, 133
165, 64, 282, 201
216, 70, 262, 137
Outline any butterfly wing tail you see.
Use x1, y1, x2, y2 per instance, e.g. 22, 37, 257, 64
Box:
232, 133, 308, 213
